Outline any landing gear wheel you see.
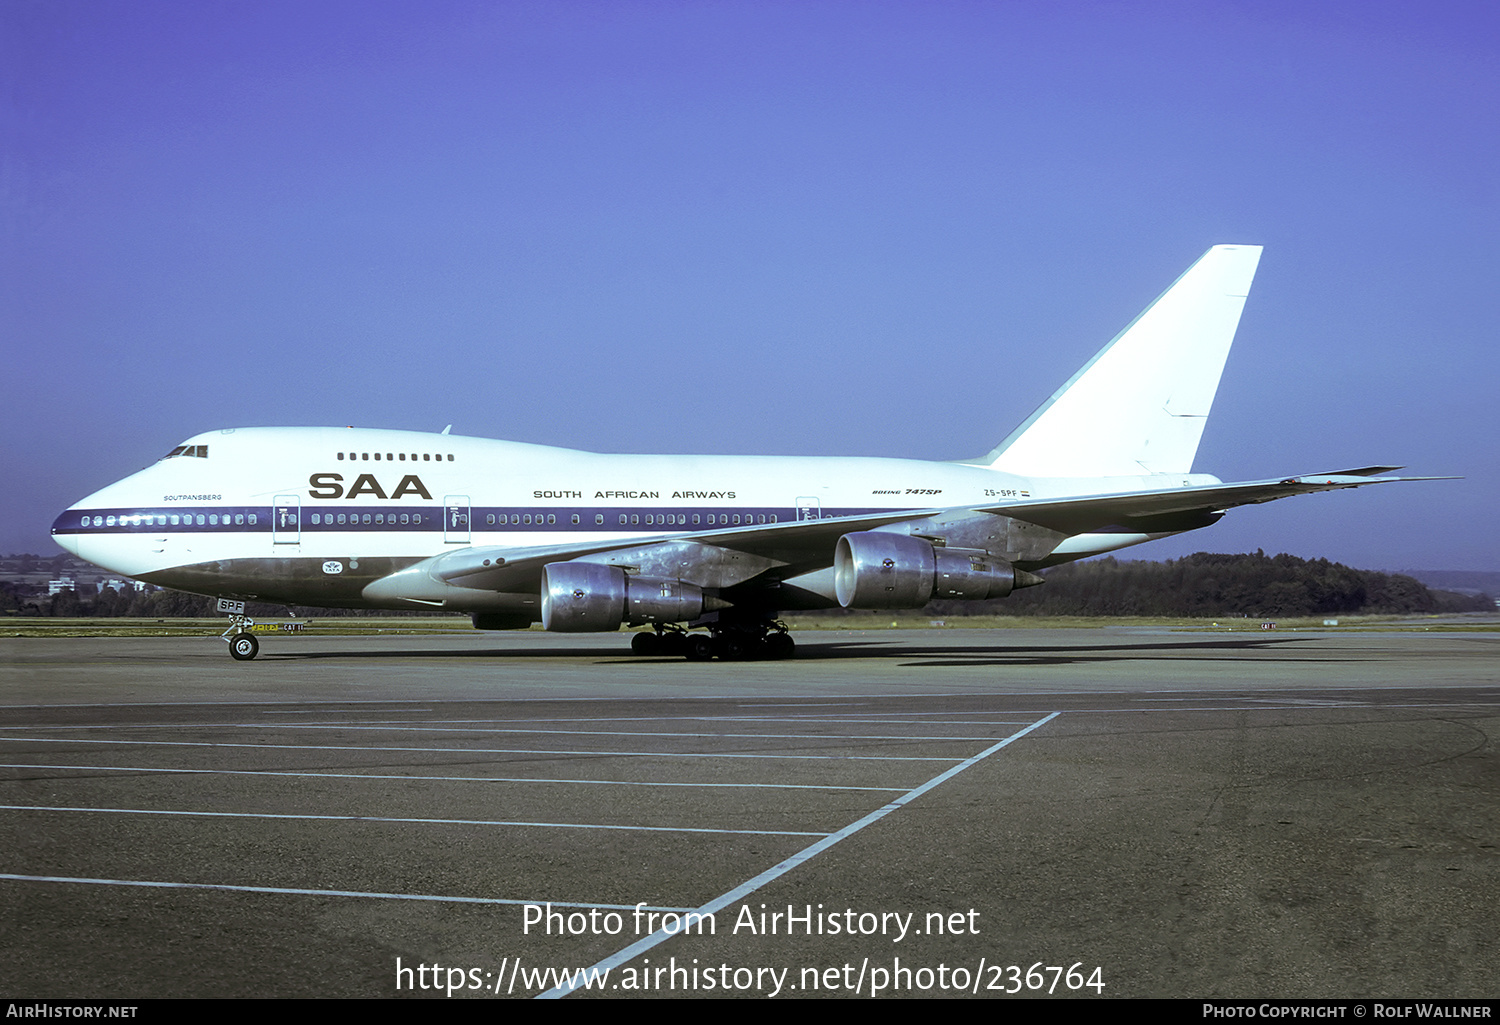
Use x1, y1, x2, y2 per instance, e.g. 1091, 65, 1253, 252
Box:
631, 632, 662, 656
764, 632, 795, 660
685, 635, 715, 662
718, 635, 752, 661
229, 633, 259, 661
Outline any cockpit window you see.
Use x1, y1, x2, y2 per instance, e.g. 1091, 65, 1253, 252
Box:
163, 444, 208, 459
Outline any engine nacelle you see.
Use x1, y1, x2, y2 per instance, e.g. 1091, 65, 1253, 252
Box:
834, 531, 1023, 608
540, 562, 708, 631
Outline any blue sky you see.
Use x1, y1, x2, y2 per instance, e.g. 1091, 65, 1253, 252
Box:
4, 0, 1496, 570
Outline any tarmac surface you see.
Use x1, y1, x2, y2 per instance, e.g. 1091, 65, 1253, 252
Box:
1, 625, 1497, 999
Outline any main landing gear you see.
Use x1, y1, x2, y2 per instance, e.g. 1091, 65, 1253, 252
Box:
630, 622, 796, 662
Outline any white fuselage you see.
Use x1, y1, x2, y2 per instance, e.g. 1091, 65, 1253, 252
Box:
52, 426, 1213, 609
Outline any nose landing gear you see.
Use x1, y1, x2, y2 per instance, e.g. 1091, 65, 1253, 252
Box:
229, 631, 260, 661
218, 602, 304, 660
222, 612, 260, 661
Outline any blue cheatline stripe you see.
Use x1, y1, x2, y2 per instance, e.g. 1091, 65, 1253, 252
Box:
0, 805, 826, 837
0, 736, 954, 762
0, 763, 910, 792
0, 874, 690, 911
537, 711, 1062, 999
56, 503, 889, 535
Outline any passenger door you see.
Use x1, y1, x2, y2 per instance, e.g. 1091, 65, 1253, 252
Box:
444, 496, 471, 544
273, 495, 301, 545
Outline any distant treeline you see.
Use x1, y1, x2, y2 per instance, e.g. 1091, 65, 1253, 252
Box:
926, 551, 1492, 618
2, 551, 1491, 620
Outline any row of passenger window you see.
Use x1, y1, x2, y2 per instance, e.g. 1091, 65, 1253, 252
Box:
619, 512, 774, 526
309, 512, 424, 525
78, 509, 779, 530
481, 512, 777, 527
82, 512, 254, 527
337, 452, 453, 462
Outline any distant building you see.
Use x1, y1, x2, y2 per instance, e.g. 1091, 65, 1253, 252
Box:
48, 576, 76, 595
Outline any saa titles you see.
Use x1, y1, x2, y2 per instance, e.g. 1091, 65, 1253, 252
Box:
308, 473, 432, 500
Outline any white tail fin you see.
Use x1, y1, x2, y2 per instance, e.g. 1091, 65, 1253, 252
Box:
982, 244, 1263, 477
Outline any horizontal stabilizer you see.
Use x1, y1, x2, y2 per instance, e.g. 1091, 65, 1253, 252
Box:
1312, 465, 1404, 477
979, 469, 1446, 535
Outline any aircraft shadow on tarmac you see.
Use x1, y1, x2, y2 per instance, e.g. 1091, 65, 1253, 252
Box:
268, 634, 1335, 667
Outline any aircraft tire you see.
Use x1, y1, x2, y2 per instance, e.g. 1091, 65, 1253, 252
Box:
631, 632, 661, 656
229, 634, 259, 661
764, 633, 795, 660
685, 635, 715, 662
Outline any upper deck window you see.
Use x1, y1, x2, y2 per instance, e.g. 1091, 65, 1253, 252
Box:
164, 444, 208, 459
352, 450, 450, 461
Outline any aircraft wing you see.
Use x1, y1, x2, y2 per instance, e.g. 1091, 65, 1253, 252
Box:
385, 506, 958, 596
366, 468, 1445, 602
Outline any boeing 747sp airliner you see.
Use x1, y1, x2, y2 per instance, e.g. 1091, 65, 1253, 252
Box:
52, 245, 1441, 660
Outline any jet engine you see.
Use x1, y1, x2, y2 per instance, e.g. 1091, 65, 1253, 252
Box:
540, 561, 711, 632
834, 531, 1031, 608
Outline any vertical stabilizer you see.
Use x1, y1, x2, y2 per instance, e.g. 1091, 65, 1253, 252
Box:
982, 244, 1262, 477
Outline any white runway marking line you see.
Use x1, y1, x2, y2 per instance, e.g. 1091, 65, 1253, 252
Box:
0, 737, 955, 761
0, 699, 505, 710
735, 702, 867, 707
0, 804, 826, 837
6, 681, 1491, 712
690, 702, 1500, 719
0, 873, 691, 911
0, 763, 910, 793
1, 722, 1015, 742
538, 711, 1063, 999
257, 709, 435, 714
699, 716, 1044, 726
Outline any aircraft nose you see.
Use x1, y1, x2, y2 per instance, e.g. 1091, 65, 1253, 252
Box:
52, 508, 83, 556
